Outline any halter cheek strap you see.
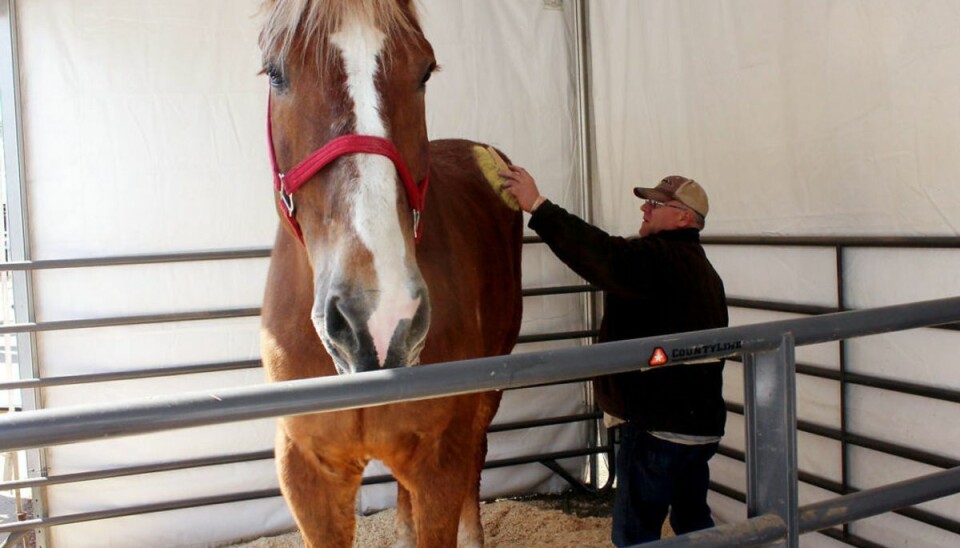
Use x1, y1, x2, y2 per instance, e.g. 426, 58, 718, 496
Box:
267, 98, 430, 243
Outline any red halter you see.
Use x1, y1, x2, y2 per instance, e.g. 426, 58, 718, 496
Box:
266, 98, 430, 243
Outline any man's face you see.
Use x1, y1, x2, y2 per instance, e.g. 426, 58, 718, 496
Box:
639, 199, 692, 237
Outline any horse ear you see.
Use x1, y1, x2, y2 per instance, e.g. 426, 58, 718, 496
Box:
400, 0, 420, 14
398, 0, 422, 25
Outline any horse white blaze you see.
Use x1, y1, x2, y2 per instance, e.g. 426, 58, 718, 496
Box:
330, 20, 421, 367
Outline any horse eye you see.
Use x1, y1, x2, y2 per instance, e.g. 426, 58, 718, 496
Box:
419, 62, 437, 89
265, 64, 287, 89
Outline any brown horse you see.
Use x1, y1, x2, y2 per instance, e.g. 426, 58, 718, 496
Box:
257, 1, 523, 546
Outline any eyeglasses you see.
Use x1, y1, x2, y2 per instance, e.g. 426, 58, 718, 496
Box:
645, 199, 689, 212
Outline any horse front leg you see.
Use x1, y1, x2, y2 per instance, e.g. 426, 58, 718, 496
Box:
391, 433, 475, 547
394, 483, 416, 548
276, 429, 364, 548
403, 461, 470, 548
457, 392, 501, 547
385, 394, 497, 547
456, 457, 484, 548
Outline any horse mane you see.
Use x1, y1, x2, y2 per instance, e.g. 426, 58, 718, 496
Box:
260, 0, 419, 66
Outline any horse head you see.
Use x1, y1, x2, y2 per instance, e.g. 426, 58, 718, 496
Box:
261, 0, 435, 374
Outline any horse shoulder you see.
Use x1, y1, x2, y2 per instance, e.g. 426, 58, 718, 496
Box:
417, 140, 524, 361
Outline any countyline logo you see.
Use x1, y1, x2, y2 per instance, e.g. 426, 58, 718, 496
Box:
647, 341, 743, 367
671, 341, 743, 359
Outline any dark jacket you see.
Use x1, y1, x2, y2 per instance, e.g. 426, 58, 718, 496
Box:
529, 200, 728, 436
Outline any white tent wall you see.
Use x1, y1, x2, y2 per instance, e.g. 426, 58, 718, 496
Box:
13, 1, 586, 547
589, 1, 960, 546
590, 0, 960, 238
16, 0, 960, 545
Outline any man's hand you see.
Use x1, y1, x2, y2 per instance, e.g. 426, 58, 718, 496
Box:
501, 165, 545, 213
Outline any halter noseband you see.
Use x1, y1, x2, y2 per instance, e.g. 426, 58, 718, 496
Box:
267, 99, 430, 243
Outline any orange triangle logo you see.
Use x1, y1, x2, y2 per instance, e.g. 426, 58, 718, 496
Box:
648, 347, 668, 367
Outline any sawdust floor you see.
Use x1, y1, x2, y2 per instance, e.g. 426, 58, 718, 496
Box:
230, 490, 675, 547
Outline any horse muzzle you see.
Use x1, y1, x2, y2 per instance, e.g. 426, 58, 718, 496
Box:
312, 284, 430, 374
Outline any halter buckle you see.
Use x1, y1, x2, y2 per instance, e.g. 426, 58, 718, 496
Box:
278, 173, 295, 216
412, 209, 421, 237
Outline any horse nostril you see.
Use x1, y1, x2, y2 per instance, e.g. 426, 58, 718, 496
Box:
325, 296, 356, 350
406, 289, 431, 347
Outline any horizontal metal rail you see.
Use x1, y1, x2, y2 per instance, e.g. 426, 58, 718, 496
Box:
709, 473, 960, 545
799, 466, 960, 533
649, 514, 787, 547
725, 298, 958, 331
0, 443, 612, 534
0, 412, 602, 491
716, 444, 960, 536
0, 286, 591, 337
0, 450, 275, 491
726, 402, 960, 470
0, 307, 261, 335
0, 234, 951, 275
0, 359, 264, 390
726, 298, 838, 315
895, 505, 960, 537
700, 481, 882, 548
708, 480, 745, 504
718, 445, 846, 494
659, 464, 960, 548
531, 234, 960, 249
0, 331, 597, 396
728, 358, 960, 407
517, 329, 598, 344
0, 291, 951, 342
841, 369, 960, 401
487, 411, 602, 433
0, 247, 272, 272
0, 488, 283, 532
702, 235, 960, 248
523, 284, 597, 297
807, 527, 880, 548
0, 296, 957, 453
360, 446, 610, 485
795, 363, 960, 404
0, 354, 593, 395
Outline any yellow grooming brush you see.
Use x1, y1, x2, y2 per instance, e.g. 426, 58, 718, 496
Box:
472, 144, 520, 210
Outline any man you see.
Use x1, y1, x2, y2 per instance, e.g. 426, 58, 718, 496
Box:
501, 167, 728, 545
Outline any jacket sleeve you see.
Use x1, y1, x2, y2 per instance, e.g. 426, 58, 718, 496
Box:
528, 200, 669, 297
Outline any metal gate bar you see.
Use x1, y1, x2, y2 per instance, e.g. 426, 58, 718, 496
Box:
744, 335, 799, 547
798, 466, 960, 533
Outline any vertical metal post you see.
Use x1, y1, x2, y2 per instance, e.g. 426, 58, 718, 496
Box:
571, 0, 604, 488
0, 1, 47, 546
572, 0, 595, 228
743, 334, 799, 548
0, 0, 35, 402
836, 245, 852, 542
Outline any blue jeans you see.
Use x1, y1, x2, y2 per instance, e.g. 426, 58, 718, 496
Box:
612, 423, 719, 546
